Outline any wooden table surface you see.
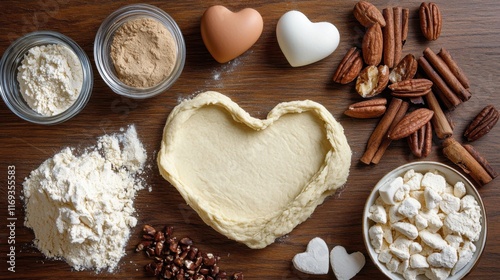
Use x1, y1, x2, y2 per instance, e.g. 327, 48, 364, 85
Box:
1, 0, 499, 279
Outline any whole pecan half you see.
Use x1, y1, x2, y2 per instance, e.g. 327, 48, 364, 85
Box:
332, 47, 363, 84
362, 23, 383, 66
464, 105, 499, 141
408, 122, 433, 157
356, 65, 390, 98
354, 1, 386, 27
419, 2, 442, 41
388, 108, 434, 140
389, 78, 433, 98
344, 98, 387, 118
389, 54, 418, 84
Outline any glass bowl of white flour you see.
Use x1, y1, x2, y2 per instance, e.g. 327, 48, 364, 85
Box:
362, 161, 487, 280
0, 30, 93, 124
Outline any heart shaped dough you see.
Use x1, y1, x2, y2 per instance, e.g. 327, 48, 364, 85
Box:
158, 91, 351, 248
330, 246, 366, 280
201, 5, 263, 63
292, 237, 330, 274
277, 10, 340, 67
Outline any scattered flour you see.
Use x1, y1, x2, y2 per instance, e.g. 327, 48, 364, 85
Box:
23, 125, 146, 272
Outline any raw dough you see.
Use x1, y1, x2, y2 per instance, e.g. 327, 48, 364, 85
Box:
158, 91, 351, 248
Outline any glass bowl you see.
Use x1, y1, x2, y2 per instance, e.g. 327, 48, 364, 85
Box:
0, 31, 93, 125
362, 161, 487, 280
94, 4, 186, 99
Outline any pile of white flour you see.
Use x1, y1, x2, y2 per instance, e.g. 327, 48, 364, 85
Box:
17, 44, 83, 116
23, 125, 146, 272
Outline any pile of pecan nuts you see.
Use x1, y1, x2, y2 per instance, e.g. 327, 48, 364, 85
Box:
137, 225, 243, 280
334, 1, 498, 186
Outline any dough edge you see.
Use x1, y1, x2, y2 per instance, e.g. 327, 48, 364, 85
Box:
158, 91, 351, 248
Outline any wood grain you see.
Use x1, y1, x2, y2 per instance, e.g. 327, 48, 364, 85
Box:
0, 0, 499, 279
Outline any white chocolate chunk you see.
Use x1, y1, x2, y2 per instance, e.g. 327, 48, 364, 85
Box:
389, 204, 404, 224
390, 237, 412, 260
424, 188, 442, 210
453, 182, 466, 198
397, 260, 409, 275
444, 209, 482, 242
409, 242, 422, 255
410, 254, 429, 269
445, 234, 463, 250
439, 193, 461, 214
398, 197, 421, 218
381, 225, 393, 244
414, 214, 428, 231
461, 195, 479, 211
421, 172, 446, 194
378, 249, 392, 264
451, 241, 475, 275
427, 246, 458, 268
380, 177, 404, 205
369, 205, 387, 224
425, 267, 451, 280
419, 230, 447, 250
387, 258, 400, 272
404, 170, 423, 191
369, 225, 384, 252
393, 222, 419, 240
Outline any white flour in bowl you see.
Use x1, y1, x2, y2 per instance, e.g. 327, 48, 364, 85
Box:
23, 125, 146, 272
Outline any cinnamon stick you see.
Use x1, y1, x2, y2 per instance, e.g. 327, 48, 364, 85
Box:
371, 100, 410, 164
401, 8, 409, 44
424, 90, 453, 139
383, 8, 395, 68
442, 137, 493, 186
360, 98, 404, 164
438, 47, 470, 89
393, 7, 403, 65
463, 144, 498, 179
418, 56, 461, 109
423, 48, 471, 101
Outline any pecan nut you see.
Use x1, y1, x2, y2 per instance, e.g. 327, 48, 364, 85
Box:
419, 2, 442, 41
344, 98, 387, 118
332, 47, 363, 84
353, 1, 386, 27
355, 65, 389, 98
463, 105, 499, 141
408, 121, 433, 157
389, 54, 418, 84
388, 108, 434, 140
362, 23, 383, 66
389, 78, 433, 98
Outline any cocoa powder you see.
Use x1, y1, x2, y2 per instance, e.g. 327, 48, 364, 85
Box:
111, 17, 177, 88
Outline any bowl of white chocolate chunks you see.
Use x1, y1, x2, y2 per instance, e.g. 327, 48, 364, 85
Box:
363, 161, 486, 280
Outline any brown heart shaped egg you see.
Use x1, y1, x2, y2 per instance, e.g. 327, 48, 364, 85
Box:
201, 5, 263, 63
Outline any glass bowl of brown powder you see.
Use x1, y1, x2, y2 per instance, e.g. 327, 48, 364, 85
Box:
94, 4, 186, 99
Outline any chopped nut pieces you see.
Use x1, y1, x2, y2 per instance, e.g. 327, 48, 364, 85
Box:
362, 23, 383, 66
419, 2, 442, 41
137, 225, 243, 280
332, 47, 363, 84
389, 54, 418, 84
355, 65, 389, 98
463, 105, 499, 142
353, 1, 386, 27
344, 98, 387, 118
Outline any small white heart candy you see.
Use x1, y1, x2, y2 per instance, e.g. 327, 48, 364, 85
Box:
292, 237, 329, 275
276, 10, 340, 67
330, 245, 366, 280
